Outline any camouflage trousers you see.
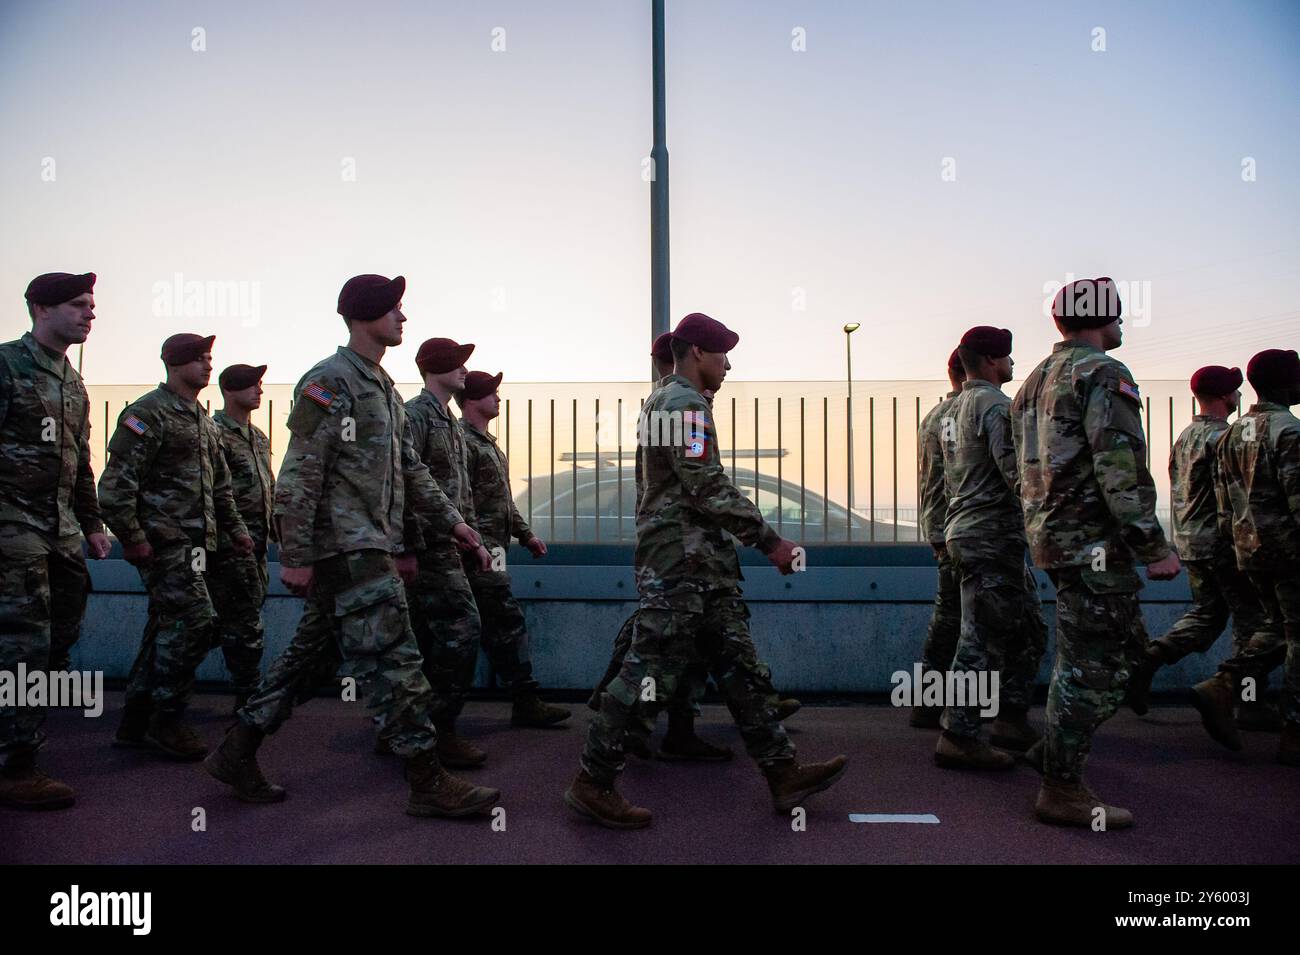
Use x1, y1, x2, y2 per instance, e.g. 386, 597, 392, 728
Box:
941, 537, 1048, 738
468, 567, 538, 694
918, 549, 961, 676
406, 545, 481, 726
240, 549, 438, 758
1044, 565, 1149, 782
1153, 547, 1275, 675
124, 541, 218, 716
588, 610, 703, 719
205, 547, 268, 691
1217, 566, 1299, 724
581, 588, 794, 786
0, 524, 90, 756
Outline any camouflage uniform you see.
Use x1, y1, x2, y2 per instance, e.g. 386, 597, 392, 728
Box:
581, 374, 794, 785
99, 384, 248, 716
916, 391, 961, 678
1153, 416, 1277, 667
404, 389, 481, 726
0, 333, 102, 755
1213, 402, 1300, 723
238, 348, 464, 758
941, 380, 1047, 737
1012, 341, 1171, 782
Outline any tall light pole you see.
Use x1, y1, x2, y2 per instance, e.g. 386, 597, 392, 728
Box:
844, 322, 860, 538
650, 0, 670, 380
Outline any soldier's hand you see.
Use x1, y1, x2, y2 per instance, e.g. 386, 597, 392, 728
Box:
395, 553, 419, 585
1146, 552, 1182, 581
86, 533, 112, 560
473, 544, 492, 572
766, 537, 799, 576
525, 536, 547, 558
451, 522, 482, 551
931, 543, 947, 561
121, 541, 154, 566
232, 533, 255, 556
281, 565, 314, 597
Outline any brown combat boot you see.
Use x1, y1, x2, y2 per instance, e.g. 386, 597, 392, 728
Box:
204, 722, 286, 803
909, 705, 942, 729
765, 755, 849, 813
1021, 738, 1045, 775
1035, 778, 1133, 829
656, 709, 733, 762
775, 698, 802, 721
1190, 675, 1243, 751
510, 692, 572, 728
435, 725, 487, 768
405, 752, 500, 818
145, 712, 208, 761
934, 730, 1015, 770
623, 732, 652, 760
989, 707, 1042, 752
564, 770, 652, 829
1237, 700, 1284, 732
1124, 645, 1165, 716
0, 750, 75, 810
231, 688, 253, 717
112, 700, 153, 749
1279, 722, 1300, 767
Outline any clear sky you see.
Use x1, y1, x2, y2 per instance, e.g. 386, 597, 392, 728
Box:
2, 0, 1297, 384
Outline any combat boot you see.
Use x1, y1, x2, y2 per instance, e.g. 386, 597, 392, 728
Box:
511, 692, 571, 728
1034, 778, 1133, 829
564, 770, 652, 829
1021, 738, 1045, 775
656, 709, 733, 761
934, 731, 1015, 770
145, 712, 208, 761
0, 750, 75, 810
775, 698, 802, 721
1124, 645, 1164, 716
623, 732, 652, 760
1190, 675, 1243, 751
1278, 722, 1300, 767
204, 722, 286, 803
112, 699, 154, 749
405, 752, 500, 818
435, 725, 487, 768
1237, 700, 1284, 732
231, 687, 254, 717
765, 755, 849, 813
989, 707, 1041, 752
909, 705, 942, 729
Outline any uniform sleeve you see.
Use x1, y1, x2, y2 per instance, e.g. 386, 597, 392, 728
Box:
983, 401, 1020, 497
212, 432, 248, 543
503, 449, 535, 544
74, 400, 104, 537
97, 407, 163, 548
1212, 436, 1233, 544
1081, 365, 1171, 564
274, 389, 342, 567
0, 360, 11, 433
401, 418, 463, 546
917, 412, 946, 545
1276, 424, 1300, 526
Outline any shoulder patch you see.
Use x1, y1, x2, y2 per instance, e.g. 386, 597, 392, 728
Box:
302, 382, 336, 408
1116, 379, 1141, 404
123, 414, 149, 436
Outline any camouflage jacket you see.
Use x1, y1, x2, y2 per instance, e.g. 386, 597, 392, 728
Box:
1214, 401, 1300, 571
213, 410, 275, 552
405, 388, 476, 548
917, 391, 959, 545
942, 380, 1024, 543
274, 347, 462, 568
98, 383, 247, 552
463, 422, 533, 551
634, 374, 779, 597
1011, 340, 1169, 571
1169, 415, 1230, 561
0, 332, 103, 539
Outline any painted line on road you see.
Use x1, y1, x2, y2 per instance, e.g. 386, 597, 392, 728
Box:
849, 813, 940, 824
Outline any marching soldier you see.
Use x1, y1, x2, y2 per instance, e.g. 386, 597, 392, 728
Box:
1190, 348, 1300, 763
204, 274, 499, 816
99, 334, 253, 761
566, 313, 847, 829
936, 327, 1047, 769
910, 347, 965, 729
208, 363, 276, 713
0, 272, 111, 810
455, 371, 571, 728
1125, 365, 1282, 729
1013, 277, 1180, 829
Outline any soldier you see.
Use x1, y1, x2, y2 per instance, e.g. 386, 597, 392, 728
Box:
935, 327, 1047, 770
455, 371, 571, 728
404, 337, 493, 767
0, 272, 111, 810
566, 313, 847, 829
99, 334, 254, 760
1189, 348, 1300, 764
208, 363, 276, 713
910, 347, 965, 729
1012, 277, 1181, 828
1125, 365, 1282, 730
204, 275, 497, 816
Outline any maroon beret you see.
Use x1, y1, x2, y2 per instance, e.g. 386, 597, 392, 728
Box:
219, 363, 267, 391
947, 348, 964, 374
463, 370, 503, 401
161, 333, 215, 366
672, 312, 739, 353
1189, 365, 1242, 397
1052, 277, 1123, 329
337, 274, 405, 322
960, 326, 1013, 359
416, 337, 475, 375
25, 271, 96, 306
1246, 349, 1300, 393
651, 332, 674, 364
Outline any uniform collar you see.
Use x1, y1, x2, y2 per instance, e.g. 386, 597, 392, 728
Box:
946, 389, 960, 398
213, 409, 250, 437
20, 331, 71, 379
662, 373, 705, 399
1192, 414, 1227, 423
421, 387, 454, 421
1052, 339, 1102, 355
1251, 401, 1290, 414
159, 381, 203, 412
961, 379, 1000, 392
464, 421, 495, 442
338, 346, 391, 387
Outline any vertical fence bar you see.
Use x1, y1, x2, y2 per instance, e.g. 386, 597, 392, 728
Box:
915, 396, 921, 541
527, 399, 533, 523
1145, 397, 1151, 469
594, 398, 600, 543
617, 397, 624, 542
869, 396, 875, 542
730, 396, 737, 483
103, 401, 108, 461
505, 398, 510, 461
776, 397, 783, 534
1168, 395, 1173, 449
571, 399, 577, 543
846, 394, 853, 542
799, 397, 805, 543
753, 397, 759, 512
549, 400, 555, 541
892, 396, 898, 541
822, 396, 829, 542
267, 399, 273, 458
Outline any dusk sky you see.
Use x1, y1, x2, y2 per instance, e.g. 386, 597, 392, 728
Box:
2, 0, 1297, 384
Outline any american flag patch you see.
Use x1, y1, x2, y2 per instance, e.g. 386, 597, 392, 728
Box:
123, 414, 148, 435
302, 382, 335, 408
1118, 379, 1141, 402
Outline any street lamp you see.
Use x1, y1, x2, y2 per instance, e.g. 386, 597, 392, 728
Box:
844, 322, 860, 539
